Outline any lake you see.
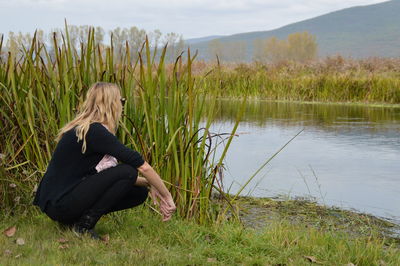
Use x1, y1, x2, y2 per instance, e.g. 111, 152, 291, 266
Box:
210, 100, 400, 223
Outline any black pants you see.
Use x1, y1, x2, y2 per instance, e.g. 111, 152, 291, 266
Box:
45, 164, 148, 225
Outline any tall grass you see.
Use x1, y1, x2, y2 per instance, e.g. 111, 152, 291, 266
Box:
194, 58, 400, 103
0, 23, 240, 223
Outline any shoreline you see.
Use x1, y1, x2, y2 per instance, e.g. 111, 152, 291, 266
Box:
233, 196, 400, 243
212, 97, 400, 108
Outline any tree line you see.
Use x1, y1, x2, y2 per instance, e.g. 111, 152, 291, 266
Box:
2, 26, 317, 63
2, 25, 185, 63
208, 32, 318, 63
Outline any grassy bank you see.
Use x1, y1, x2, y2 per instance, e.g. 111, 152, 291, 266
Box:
192, 57, 400, 104
236, 197, 400, 239
1, 199, 399, 265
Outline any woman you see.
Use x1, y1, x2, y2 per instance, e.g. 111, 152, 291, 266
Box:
33, 82, 176, 239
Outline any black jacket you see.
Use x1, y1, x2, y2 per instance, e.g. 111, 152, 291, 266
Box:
33, 122, 144, 211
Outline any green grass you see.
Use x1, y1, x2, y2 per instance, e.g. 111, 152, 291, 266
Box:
194, 59, 400, 104
1, 206, 399, 265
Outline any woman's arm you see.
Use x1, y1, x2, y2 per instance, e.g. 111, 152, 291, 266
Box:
86, 123, 145, 168
137, 162, 170, 197
135, 176, 149, 187
86, 123, 175, 219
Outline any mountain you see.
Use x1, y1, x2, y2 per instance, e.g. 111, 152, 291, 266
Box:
187, 0, 400, 60
184, 35, 225, 45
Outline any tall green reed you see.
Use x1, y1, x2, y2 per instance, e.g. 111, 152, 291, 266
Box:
0, 22, 240, 223
195, 61, 400, 104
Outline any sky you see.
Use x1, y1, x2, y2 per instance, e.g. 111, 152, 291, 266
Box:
0, 0, 389, 40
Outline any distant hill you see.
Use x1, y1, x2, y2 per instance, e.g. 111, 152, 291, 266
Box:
187, 0, 400, 60
184, 35, 224, 45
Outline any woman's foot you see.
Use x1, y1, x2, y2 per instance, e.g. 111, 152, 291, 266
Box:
72, 212, 102, 240
72, 225, 101, 240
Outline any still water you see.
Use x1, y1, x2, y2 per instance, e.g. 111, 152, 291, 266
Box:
211, 100, 400, 223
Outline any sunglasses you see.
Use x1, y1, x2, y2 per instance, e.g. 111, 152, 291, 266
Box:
120, 97, 126, 105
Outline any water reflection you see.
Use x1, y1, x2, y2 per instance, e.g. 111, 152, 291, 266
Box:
211, 100, 400, 223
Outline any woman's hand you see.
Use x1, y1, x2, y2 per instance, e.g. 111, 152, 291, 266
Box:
159, 194, 176, 221
149, 186, 176, 221
138, 162, 177, 221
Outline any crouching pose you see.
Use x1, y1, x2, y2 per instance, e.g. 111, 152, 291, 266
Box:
33, 82, 176, 239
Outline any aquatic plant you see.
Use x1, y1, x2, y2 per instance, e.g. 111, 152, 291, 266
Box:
0, 23, 241, 223
196, 57, 400, 103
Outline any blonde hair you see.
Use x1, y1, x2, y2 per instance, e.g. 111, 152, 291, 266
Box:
55, 82, 123, 153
